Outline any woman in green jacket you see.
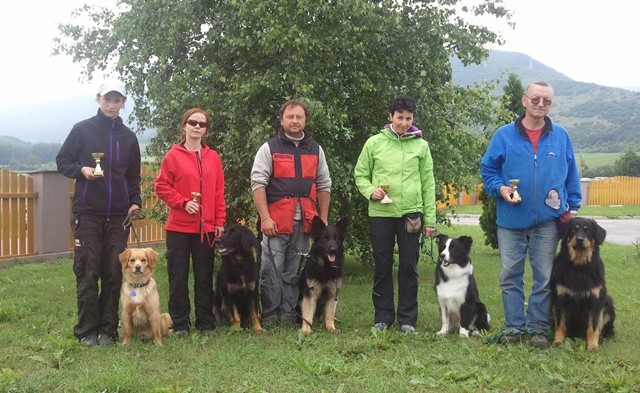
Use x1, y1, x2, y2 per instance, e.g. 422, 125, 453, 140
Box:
354, 95, 436, 334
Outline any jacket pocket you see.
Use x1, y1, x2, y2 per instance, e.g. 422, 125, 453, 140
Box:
273, 154, 295, 178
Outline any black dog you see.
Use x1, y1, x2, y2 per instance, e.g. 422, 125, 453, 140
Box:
300, 216, 348, 336
551, 217, 615, 350
434, 234, 490, 337
214, 224, 263, 333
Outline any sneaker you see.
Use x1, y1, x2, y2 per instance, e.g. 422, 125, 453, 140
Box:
79, 332, 98, 347
530, 334, 550, 349
400, 325, 416, 334
373, 322, 387, 332
198, 329, 215, 336
496, 331, 523, 344
97, 333, 115, 346
172, 329, 189, 337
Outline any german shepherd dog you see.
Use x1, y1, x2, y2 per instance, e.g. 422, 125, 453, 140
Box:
434, 234, 490, 337
300, 216, 348, 336
551, 217, 615, 350
214, 224, 263, 333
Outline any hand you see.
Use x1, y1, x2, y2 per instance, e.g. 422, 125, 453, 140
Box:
261, 216, 278, 238
184, 200, 200, 215
214, 226, 224, 238
81, 166, 101, 180
499, 185, 521, 204
423, 226, 436, 238
370, 187, 386, 201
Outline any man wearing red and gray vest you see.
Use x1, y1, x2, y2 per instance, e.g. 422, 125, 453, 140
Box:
251, 100, 331, 327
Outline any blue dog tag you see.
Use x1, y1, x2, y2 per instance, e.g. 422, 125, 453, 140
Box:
130, 291, 137, 297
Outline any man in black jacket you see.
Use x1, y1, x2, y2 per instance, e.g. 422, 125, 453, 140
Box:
57, 81, 141, 346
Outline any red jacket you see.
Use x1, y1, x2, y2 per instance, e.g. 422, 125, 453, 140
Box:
155, 144, 226, 234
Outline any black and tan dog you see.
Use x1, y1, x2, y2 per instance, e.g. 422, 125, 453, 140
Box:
214, 224, 263, 333
300, 216, 348, 336
119, 248, 172, 346
551, 217, 615, 350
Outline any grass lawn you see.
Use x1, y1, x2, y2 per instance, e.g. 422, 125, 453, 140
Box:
448, 205, 640, 218
1, 225, 639, 392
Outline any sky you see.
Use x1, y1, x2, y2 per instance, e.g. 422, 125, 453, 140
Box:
1, 0, 639, 108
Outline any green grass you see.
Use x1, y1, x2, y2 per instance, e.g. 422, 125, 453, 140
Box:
578, 152, 621, 169
449, 205, 640, 218
2, 225, 640, 392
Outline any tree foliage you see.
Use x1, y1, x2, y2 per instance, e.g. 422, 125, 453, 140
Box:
54, 0, 510, 263
615, 149, 640, 177
479, 73, 523, 250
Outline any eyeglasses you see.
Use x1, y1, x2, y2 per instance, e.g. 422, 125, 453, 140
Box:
186, 119, 208, 128
526, 96, 553, 106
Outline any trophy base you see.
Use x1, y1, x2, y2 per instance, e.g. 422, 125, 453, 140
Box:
380, 195, 393, 204
93, 172, 104, 177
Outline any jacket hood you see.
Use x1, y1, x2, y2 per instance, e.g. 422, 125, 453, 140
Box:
383, 124, 422, 138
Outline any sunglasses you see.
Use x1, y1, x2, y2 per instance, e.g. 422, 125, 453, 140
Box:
186, 119, 208, 128
526, 96, 553, 106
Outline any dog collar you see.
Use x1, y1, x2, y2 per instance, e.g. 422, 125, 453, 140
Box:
128, 279, 151, 288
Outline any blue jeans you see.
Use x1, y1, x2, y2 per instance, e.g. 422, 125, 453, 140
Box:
497, 220, 558, 333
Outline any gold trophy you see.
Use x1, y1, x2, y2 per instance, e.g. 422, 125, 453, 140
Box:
379, 185, 393, 204
191, 192, 201, 202
91, 152, 104, 177
509, 179, 521, 202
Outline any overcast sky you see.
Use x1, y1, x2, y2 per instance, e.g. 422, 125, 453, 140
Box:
1, 0, 638, 108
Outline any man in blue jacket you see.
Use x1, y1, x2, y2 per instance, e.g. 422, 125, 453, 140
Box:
481, 81, 581, 348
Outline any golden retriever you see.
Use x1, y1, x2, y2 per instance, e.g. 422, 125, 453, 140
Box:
119, 248, 172, 345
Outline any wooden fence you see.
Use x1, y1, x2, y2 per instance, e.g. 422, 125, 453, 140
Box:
586, 176, 640, 206
0, 169, 36, 258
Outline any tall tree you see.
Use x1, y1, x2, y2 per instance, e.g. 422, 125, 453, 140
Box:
480, 72, 523, 249
54, 0, 510, 262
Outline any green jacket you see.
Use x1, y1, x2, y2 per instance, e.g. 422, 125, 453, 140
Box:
354, 128, 436, 226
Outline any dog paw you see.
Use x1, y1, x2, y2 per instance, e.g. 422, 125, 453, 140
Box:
459, 328, 470, 338
436, 329, 447, 336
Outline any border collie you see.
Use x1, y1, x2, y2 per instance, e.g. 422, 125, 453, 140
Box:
434, 234, 490, 337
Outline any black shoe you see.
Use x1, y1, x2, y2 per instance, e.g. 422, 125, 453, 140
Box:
97, 333, 115, 346
79, 332, 98, 347
172, 329, 189, 337
530, 334, 550, 349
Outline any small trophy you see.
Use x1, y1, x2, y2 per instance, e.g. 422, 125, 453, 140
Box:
191, 192, 201, 202
91, 152, 104, 177
509, 179, 521, 202
379, 185, 393, 204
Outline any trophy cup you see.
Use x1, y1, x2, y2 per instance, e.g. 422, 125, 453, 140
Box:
379, 185, 393, 204
91, 153, 104, 177
191, 192, 201, 202
509, 179, 521, 202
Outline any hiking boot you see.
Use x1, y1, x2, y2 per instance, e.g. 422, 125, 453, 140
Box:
79, 332, 98, 347
496, 331, 523, 344
530, 334, 550, 349
373, 322, 387, 332
400, 325, 417, 334
97, 333, 115, 346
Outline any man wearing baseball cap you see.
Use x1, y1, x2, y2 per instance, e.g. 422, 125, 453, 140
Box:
56, 80, 142, 346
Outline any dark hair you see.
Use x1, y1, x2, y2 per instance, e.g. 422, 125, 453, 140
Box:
279, 100, 310, 120
179, 107, 210, 144
388, 95, 416, 115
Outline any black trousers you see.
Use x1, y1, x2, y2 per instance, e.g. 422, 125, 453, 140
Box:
369, 216, 421, 327
165, 231, 215, 331
72, 213, 129, 339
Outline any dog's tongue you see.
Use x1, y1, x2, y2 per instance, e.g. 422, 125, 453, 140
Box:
328, 254, 336, 263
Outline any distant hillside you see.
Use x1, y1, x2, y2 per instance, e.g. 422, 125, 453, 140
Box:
452, 50, 640, 153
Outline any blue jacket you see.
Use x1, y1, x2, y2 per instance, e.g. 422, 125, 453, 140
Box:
481, 115, 581, 230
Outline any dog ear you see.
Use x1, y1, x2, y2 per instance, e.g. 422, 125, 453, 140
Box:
558, 218, 572, 241
459, 236, 473, 252
241, 229, 258, 254
311, 216, 326, 237
335, 217, 348, 237
145, 248, 159, 268
593, 221, 607, 245
119, 249, 131, 267
436, 234, 447, 252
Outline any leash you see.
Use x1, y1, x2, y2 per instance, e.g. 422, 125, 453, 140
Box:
420, 232, 438, 265
122, 208, 145, 248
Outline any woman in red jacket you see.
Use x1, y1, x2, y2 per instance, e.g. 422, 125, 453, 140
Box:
155, 108, 226, 335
